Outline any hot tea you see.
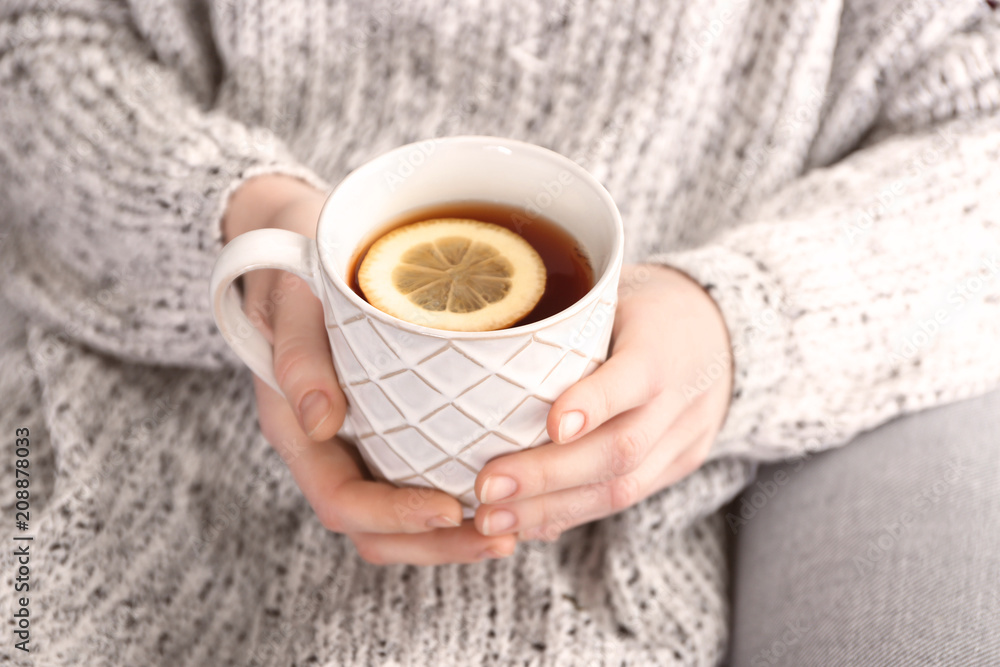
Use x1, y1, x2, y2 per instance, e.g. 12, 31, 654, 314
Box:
349, 201, 595, 329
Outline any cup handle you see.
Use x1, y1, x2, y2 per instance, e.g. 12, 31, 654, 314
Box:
210, 228, 323, 396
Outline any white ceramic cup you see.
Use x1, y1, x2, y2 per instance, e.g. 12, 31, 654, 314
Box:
211, 136, 623, 516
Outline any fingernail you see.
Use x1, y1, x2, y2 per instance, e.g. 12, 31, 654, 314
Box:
480, 475, 518, 504
426, 515, 460, 529
477, 548, 506, 560
558, 410, 586, 442
299, 390, 332, 438
484, 509, 517, 535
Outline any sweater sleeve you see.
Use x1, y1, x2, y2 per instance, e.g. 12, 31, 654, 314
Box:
652, 18, 1000, 463
0, 4, 328, 369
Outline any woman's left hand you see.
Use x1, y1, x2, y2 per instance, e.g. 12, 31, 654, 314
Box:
473, 264, 733, 541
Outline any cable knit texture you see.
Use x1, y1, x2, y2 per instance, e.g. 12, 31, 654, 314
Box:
0, 0, 998, 665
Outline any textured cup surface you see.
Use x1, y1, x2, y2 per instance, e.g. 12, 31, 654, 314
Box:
323, 270, 619, 514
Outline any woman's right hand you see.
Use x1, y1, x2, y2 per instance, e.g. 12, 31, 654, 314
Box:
223, 174, 517, 565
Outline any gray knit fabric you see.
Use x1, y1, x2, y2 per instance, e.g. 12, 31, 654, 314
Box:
0, 1, 998, 665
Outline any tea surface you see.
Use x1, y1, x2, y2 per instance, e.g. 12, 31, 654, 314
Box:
350, 201, 594, 327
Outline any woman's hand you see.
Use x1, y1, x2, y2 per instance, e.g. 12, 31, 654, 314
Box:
472, 264, 733, 541
223, 175, 517, 564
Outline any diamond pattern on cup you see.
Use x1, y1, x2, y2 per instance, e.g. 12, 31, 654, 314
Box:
383, 427, 450, 472
328, 326, 368, 384
379, 370, 450, 422
420, 405, 486, 456
340, 319, 408, 377
354, 448, 388, 490
458, 490, 479, 512
497, 396, 552, 445
594, 308, 614, 354
535, 350, 593, 401
349, 382, 406, 431
345, 404, 374, 437
571, 299, 617, 359
453, 375, 527, 429
532, 302, 596, 349
327, 273, 620, 514
500, 338, 567, 389
529, 429, 552, 447
422, 458, 478, 498
326, 281, 364, 325
458, 432, 522, 471
412, 346, 492, 399
451, 336, 533, 371
369, 317, 449, 367
359, 434, 416, 480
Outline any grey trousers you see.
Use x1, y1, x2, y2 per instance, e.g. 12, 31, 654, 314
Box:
728, 390, 1000, 667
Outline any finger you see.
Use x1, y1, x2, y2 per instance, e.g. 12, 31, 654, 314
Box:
513, 396, 722, 539
476, 400, 673, 506
518, 523, 564, 543
242, 268, 281, 343
547, 344, 672, 445
652, 393, 721, 489
351, 522, 518, 566
481, 423, 696, 537
269, 273, 346, 441
486, 469, 647, 539
655, 430, 715, 489
255, 377, 464, 533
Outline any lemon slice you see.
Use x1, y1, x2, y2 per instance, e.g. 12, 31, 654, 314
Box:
358, 218, 547, 331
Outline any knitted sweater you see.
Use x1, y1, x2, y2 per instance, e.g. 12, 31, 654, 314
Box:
1, 0, 998, 664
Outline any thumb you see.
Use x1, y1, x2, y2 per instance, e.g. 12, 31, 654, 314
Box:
270, 273, 346, 440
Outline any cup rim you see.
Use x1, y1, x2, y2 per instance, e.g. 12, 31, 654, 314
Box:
315, 135, 624, 340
